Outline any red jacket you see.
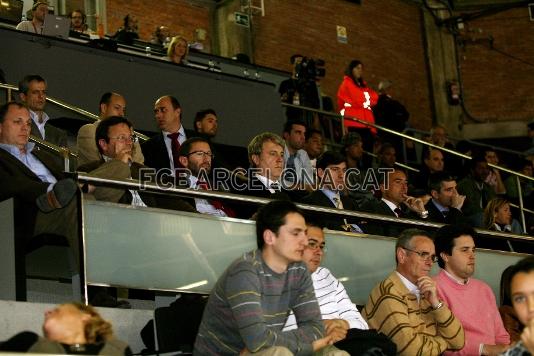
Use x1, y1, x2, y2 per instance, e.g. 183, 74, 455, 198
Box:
337, 75, 378, 133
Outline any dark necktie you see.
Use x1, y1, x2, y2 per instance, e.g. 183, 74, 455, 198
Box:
394, 208, 403, 218
197, 181, 236, 218
167, 132, 182, 169
442, 210, 449, 219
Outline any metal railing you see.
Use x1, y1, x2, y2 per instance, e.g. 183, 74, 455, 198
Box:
75, 173, 534, 245
281, 101, 534, 230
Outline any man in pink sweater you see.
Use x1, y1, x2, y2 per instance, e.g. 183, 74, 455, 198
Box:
434, 224, 510, 355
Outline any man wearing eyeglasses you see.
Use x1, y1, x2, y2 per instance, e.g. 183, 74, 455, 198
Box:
284, 222, 396, 355
177, 137, 234, 217
434, 225, 510, 356
363, 229, 465, 356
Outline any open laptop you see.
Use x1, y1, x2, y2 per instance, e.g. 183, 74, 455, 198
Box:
42, 13, 70, 39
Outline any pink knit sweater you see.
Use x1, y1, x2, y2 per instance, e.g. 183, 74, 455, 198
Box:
435, 270, 510, 355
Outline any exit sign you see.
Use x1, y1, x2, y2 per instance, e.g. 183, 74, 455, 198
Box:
235, 12, 250, 27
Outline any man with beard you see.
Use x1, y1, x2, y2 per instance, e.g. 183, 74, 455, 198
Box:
16, 1, 48, 34
178, 137, 234, 217
434, 225, 510, 356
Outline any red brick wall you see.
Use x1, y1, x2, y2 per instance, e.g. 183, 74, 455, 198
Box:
458, 7, 534, 122
252, 0, 433, 130
105, 0, 211, 52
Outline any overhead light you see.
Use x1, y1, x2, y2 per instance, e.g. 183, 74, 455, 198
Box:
177, 280, 208, 290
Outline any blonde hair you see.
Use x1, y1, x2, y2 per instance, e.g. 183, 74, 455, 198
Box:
167, 36, 189, 63
483, 197, 510, 230
68, 303, 114, 343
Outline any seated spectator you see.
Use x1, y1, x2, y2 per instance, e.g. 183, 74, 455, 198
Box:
304, 128, 324, 169
373, 142, 396, 169
483, 197, 523, 234
77, 116, 153, 207
434, 224, 510, 356
361, 168, 428, 237
77, 92, 144, 167
484, 149, 507, 195
499, 265, 524, 344
177, 137, 235, 217
16, 1, 48, 34
362, 229, 465, 356
0, 302, 131, 355
457, 155, 495, 227
284, 222, 396, 355
112, 14, 139, 45
0, 102, 79, 268
500, 257, 534, 355
302, 151, 363, 232
282, 119, 314, 186
167, 36, 189, 65
69, 9, 90, 36
504, 159, 533, 204
342, 132, 374, 207
192, 109, 218, 139
194, 201, 347, 355
411, 148, 444, 195
425, 172, 466, 225
449, 140, 473, 180
18, 74, 68, 147
426, 124, 456, 169
150, 25, 170, 47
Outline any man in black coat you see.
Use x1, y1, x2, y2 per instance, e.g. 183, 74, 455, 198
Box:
425, 171, 467, 225
302, 151, 364, 232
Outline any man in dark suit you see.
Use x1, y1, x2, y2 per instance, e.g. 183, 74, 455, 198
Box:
302, 151, 364, 232
77, 116, 194, 212
18, 75, 68, 147
425, 172, 467, 225
141, 95, 193, 175
0, 102, 78, 266
232, 132, 292, 219
361, 168, 428, 237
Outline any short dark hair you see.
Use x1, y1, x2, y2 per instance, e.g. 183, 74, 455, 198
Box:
428, 171, 456, 193
178, 137, 210, 157
255, 200, 304, 250
379, 142, 395, 155
283, 119, 307, 135
434, 224, 476, 268
305, 128, 322, 142
470, 155, 487, 170
0, 102, 27, 123
99, 92, 121, 107
168, 96, 181, 110
395, 228, 430, 264
316, 151, 345, 171
18, 74, 45, 95
193, 109, 216, 133
95, 116, 132, 153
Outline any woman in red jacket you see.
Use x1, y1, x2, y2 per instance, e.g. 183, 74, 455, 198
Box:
337, 60, 378, 154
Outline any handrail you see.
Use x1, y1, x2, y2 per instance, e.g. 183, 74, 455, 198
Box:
75, 173, 534, 244
403, 127, 528, 158
0, 83, 150, 142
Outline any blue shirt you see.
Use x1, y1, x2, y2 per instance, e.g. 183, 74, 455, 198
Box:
0, 142, 57, 185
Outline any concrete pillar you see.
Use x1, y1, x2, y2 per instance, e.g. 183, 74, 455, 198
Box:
422, 1, 464, 137
213, 0, 253, 62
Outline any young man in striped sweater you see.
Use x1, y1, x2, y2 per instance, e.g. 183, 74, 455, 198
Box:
194, 201, 347, 355
363, 228, 465, 356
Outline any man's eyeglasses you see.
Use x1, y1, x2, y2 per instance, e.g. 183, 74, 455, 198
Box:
307, 239, 327, 252
187, 151, 214, 159
109, 134, 138, 143
402, 247, 438, 263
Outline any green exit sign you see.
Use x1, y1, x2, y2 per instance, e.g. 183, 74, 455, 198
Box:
235, 12, 250, 27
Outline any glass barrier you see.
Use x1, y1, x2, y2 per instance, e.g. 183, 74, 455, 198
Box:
83, 200, 528, 305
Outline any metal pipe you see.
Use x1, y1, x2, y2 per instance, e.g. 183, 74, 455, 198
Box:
516, 175, 527, 234
75, 173, 534, 243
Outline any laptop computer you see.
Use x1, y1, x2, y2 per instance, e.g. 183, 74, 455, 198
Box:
42, 13, 70, 39
0, 0, 23, 25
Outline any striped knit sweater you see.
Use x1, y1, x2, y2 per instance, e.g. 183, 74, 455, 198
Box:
193, 249, 324, 355
363, 271, 465, 356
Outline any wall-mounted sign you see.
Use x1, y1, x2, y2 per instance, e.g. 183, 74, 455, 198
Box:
235, 12, 250, 27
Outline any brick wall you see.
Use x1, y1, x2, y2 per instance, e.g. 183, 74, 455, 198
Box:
105, 0, 212, 52
252, 0, 433, 130
458, 7, 534, 122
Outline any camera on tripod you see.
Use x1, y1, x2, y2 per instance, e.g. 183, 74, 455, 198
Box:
294, 57, 326, 82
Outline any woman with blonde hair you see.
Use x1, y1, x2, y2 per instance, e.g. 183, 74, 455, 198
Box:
0, 302, 131, 354
167, 36, 189, 65
483, 197, 523, 234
